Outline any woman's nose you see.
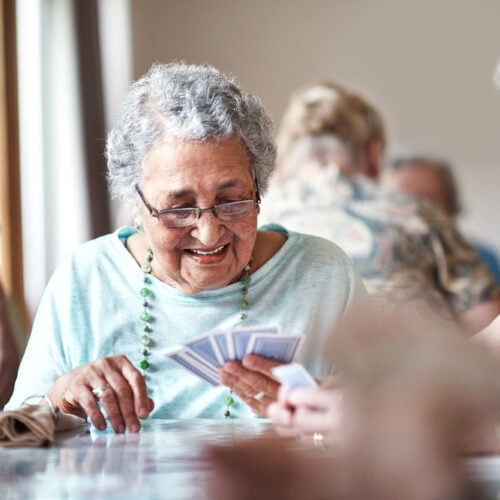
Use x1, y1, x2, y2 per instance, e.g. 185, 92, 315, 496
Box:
190, 210, 225, 245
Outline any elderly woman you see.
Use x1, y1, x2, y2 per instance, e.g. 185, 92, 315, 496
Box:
7, 63, 367, 433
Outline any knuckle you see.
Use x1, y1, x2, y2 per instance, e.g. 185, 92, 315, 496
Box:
79, 364, 95, 379
250, 377, 268, 393
98, 389, 115, 403
114, 354, 129, 364
113, 381, 133, 397
92, 357, 110, 371
127, 370, 145, 387
92, 357, 104, 367
240, 393, 255, 405
98, 354, 126, 369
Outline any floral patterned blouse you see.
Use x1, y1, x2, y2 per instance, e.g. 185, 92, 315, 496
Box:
260, 167, 499, 317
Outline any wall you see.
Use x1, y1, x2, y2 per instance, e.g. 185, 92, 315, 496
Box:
131, 0, 500, 250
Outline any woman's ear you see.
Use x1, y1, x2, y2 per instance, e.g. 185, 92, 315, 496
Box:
134, 215, 144, 232
131, 207, 144, 232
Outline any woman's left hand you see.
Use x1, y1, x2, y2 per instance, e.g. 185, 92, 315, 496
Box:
219, 354, 282, 415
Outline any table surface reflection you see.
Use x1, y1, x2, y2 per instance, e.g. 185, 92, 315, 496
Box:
0, 418, 273, 500
2, 418, 500, 500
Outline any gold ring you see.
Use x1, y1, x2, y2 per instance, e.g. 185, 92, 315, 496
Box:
92, 383, 110, 400
313, 432, 325, 449
254, 391, 265, 401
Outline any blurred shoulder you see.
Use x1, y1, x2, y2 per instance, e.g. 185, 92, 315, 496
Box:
259, 223, 355, 268
369, 185, 454, 235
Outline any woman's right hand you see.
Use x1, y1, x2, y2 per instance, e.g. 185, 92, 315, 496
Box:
46, 354, 154, 433
267, 385, 346, 448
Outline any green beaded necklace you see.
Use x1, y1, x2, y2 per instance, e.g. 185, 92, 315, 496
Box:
139, 245, 154, 373
138, 245, 251, 418
224, 262, 251, 418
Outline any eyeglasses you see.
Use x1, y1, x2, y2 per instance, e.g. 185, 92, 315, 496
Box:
135, 185, 261, 228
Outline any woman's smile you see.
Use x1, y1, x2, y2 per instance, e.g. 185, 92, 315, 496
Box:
184, 243, 229, 265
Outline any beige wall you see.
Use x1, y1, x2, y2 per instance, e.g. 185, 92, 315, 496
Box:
131, 0, 500, 251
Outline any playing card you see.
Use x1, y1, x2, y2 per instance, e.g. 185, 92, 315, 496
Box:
166, 347, 221, 386
185, 332, 222, 369
230, 325, 280, 360
271, 362, 317, 388
246, 334, 303, 363
211, 331, 232, 363
165, 325, 287, 381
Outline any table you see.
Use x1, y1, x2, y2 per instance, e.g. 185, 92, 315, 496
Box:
0, 419, 272, 500
1, 418, 500, 500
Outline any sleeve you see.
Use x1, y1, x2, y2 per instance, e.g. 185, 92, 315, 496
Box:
474, 241, 500, 284
342, 255, 371, 315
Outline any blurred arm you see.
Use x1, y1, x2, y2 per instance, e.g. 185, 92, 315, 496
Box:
0, 285, 19, 408
460, 297, 500, 335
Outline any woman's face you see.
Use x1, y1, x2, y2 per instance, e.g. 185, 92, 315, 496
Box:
138, 135, 259, 295
389, 163, 450, 215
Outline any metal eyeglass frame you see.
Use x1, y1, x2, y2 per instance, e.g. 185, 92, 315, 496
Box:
135, 183, 261, 228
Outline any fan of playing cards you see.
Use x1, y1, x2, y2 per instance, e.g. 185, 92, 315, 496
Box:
165, 326, 303, 386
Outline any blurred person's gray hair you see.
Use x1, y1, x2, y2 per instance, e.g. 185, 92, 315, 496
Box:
277, 81, 386, 170
106, 62, 276, 203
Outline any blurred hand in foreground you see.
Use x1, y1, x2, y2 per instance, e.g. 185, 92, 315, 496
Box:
206, 305, 500, 500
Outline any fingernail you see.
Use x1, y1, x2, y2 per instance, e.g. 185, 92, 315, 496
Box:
241, 355, 251, 365
130, 424, 140, 433
117, 425, 125, 433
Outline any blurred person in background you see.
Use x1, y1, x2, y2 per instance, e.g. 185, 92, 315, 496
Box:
0, 282, 19, 408
206, 305, 500, 500
387, 155, 500, 284
260, 81, 500, 333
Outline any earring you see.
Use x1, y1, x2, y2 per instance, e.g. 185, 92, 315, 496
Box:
134, 215, 144, 232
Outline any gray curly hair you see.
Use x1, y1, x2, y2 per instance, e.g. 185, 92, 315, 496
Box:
106, 62, 276, 203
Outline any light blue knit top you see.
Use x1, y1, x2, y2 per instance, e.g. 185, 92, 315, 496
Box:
8, 225, 367, 419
